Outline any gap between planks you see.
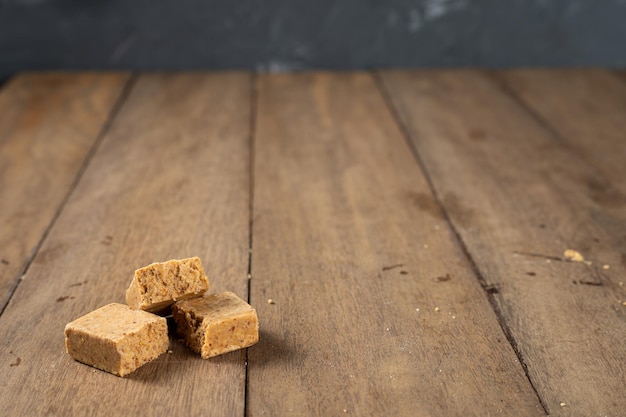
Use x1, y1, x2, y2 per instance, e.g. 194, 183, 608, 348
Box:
378, 69, 626, 416
247, 72, 544, 416
244, 72, 259, 417
485, 70, 625, 189
372, 71, 550, 414
0, 74, 138, 317
488, 69, 626, 201
1, 72, 253, 417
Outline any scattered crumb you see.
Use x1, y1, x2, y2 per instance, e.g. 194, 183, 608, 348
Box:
559, 402, 566, 407
415, 308, 420, 312
602, 265, 610, 270
546, 259, 551, 264
437, 274, 452, 282
92, 369, 97, 373
267, 299, 276, 305
452, 315, 456, 319
382, 264, 404, 272
247, 274, 252, 279
343, 409, 347, 414
620, 282, 624, 286
167, 350, 173, 354
434, 307, 440, 312
622, 302, 626, 307
423, 244, 429, 249
583, 260, 592, 266
386, 327, 390, 331
564, 249, 584, 262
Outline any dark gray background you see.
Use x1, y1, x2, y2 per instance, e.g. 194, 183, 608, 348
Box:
1, 0, 625, 77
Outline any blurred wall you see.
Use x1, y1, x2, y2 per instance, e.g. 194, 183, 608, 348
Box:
1, 0, 625, 76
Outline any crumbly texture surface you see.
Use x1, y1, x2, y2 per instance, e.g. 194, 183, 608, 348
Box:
64, 303, 169, 377
126, 257, 209, 313
172, 292, 259, 359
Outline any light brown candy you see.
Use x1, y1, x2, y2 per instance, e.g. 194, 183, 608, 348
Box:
126, 257, 209, 313
172, 292, 259, 359
64, 303, 168, 377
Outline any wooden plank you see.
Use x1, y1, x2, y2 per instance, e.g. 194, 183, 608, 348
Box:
380, 69, 626, 416
0, 73, 251, 416
247, 73, 544, 416
492, 69, 626, 194
0, 73, 130, 310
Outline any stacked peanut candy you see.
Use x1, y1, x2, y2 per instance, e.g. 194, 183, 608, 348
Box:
64, 257, 259, 377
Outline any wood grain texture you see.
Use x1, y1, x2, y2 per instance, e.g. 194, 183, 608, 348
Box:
247, 73, 544, 416
380, 69, 626, 417
0, 73, 251, 416
492, 69, 626, 194
0, 73, 130, 310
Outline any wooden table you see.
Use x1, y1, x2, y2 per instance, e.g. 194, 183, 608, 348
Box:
1, 70, 625, 417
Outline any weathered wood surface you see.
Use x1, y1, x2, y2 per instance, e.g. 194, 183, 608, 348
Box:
247, 73, 543, 416
0, 73, 252, 416
2, 69, 624, 417
380, 69, 626, 417
0, 73, 130, 310
492, 69, 626, 194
